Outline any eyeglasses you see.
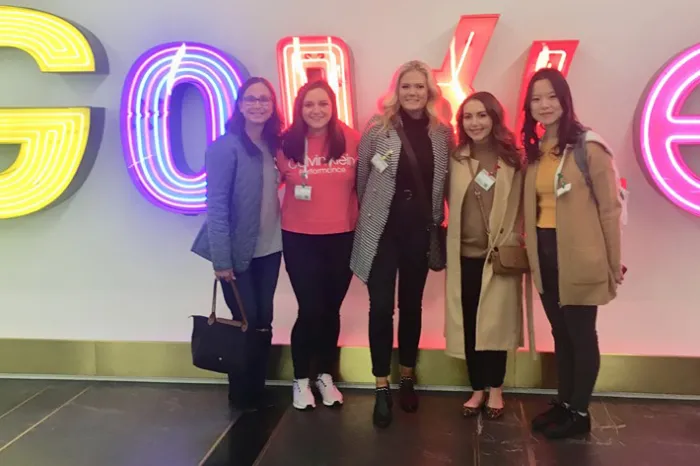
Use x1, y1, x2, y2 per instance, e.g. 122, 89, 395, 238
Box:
242, 95, 273, 106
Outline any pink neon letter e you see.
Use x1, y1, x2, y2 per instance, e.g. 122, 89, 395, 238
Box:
636, 42, 700, 217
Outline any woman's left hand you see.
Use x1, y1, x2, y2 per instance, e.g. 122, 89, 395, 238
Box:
615, 265, 626, 284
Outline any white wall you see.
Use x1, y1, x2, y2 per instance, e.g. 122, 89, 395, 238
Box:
2, 0, 700, 356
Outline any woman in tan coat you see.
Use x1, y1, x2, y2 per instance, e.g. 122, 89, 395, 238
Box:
520, 68, 624, 440
445, 92, 529, 420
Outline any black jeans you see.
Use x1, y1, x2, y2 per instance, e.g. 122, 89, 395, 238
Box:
461, 257, 507, 391
220, 252, 282, 403
367, 206, 430, 378
537, 228, 600, 412
283, 231, 354, 379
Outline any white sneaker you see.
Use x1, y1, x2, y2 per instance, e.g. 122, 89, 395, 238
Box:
293, 378, 316, 410
315, 374, 343, 407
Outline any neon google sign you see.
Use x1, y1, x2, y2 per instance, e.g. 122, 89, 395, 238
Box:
1, 7, 699, 218
0, 6, 99, 220
634, 43, 700, 218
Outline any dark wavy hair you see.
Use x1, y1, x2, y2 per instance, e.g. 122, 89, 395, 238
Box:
281, 80, 346, 163
225, 77, 283, 155
521, 68, 584, 163
455, 91, 522, 169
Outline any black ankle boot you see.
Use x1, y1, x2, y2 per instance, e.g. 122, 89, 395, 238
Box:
228, 330, 273, 412
399, 377, 419, 413
531, 400, 570, 431
373, 387, 393, 428
543, 409, 591, 439
248, 331, 274, 409
228, 374, 256, 412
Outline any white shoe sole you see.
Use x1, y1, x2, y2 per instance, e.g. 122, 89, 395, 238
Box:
293, 400, 315, 410
322, 399, 343, 408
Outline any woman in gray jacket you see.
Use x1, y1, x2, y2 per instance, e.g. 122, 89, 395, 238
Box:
191, 77, 283, 411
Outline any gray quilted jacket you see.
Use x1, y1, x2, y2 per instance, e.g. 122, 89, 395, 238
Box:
191, 132, 264, 273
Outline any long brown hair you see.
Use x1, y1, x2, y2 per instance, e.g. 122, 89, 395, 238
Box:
455, 91, 522, 169
280, 80, 346, 164
521, 68, 584, 163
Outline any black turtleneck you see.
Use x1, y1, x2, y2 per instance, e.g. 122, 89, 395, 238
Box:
394, 108, 434, 203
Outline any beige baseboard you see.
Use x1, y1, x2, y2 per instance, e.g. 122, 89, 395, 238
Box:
2, 339, 699, 395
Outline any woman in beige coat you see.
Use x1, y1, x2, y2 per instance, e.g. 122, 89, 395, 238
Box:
445, 92, 529, 420
520, 69, 624, 440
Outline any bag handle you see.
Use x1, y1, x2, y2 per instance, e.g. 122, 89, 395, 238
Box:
392, 116, 433, 226
465, 158, 492, 237
207, 279, 249, 331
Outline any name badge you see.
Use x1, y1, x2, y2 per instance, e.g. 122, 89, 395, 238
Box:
371, 153, 388, 173
294, 185, 312, 201
474, 169, 496, 191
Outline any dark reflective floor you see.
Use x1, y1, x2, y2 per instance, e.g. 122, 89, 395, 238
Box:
1, 379, 699, 466
254, 391, 700, 466
0, 379, 237, 466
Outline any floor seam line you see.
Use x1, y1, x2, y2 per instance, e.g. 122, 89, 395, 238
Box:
197, 418, 236, 466
0, 387, 49, 422
518, 401, 537, 466
0, 386, 91, 455
252, 408, 292, 466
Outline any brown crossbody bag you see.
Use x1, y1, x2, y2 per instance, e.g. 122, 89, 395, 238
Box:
465, 160, 529, 275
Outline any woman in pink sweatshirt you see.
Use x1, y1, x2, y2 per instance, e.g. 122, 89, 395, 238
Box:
277, 79, 361, 411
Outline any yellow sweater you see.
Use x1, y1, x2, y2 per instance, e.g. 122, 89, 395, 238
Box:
535, 142, 559, 228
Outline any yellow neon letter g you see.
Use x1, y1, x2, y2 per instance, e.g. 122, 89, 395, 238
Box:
0, 6, 95, 219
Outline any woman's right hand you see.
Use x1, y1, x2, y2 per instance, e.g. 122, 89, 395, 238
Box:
215, 269, 235, 282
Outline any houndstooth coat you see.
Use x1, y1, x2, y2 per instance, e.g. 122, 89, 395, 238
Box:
350, 114, 453, 283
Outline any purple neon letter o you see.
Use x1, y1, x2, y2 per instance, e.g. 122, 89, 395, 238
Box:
120, 42, 244, 214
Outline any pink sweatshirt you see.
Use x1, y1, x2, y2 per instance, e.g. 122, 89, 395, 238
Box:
277, 124, 360, 235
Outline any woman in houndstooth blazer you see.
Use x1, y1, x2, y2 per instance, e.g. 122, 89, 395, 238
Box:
350, 60, 454, 428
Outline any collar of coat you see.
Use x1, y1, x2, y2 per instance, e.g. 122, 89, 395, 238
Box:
450, 144, 517, 239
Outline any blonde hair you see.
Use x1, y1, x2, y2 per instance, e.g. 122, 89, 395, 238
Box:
378, 60, 448, 131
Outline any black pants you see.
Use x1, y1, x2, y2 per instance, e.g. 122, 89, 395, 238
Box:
283, 230, 354, 380
461, 257, 507, 391
367, 213, 430, 378
220, 252, 282, 404
537, 228, 600, 412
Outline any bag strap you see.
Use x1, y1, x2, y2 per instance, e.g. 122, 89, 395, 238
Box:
572, 129, 598, 207
465, 158, 492, 237
208, 279, 249, 331
525, 272, 537, 360
392, 117, 433, 225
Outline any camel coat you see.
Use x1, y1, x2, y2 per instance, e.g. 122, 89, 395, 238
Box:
523, 131, 623, 306
444, 146, 535, 359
